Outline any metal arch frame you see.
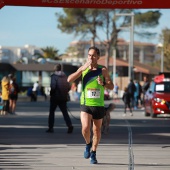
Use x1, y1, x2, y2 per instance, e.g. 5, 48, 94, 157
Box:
1, 0, 170, 9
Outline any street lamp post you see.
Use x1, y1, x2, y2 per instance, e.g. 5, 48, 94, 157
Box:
113, 48, 116, 86
161, 47, 164, 73
130, 14, 134, 79
157, 43, 164, 72
115, 13, 134, 80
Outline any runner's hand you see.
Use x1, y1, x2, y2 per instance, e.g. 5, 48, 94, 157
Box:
81, 59, 92, 71
97, 76, 104, 86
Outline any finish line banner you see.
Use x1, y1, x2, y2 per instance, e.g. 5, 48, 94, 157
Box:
0, 0, 170, 9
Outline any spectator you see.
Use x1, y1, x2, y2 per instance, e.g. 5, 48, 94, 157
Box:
77, 81, 82, 100
1, 76, 10, 115
27, 86, 34, 101
142, 76, 150, 94
9, 77, 20, 114
40, 86, 47, 101
32, 81, 39, 101
104, 89, 110, 100
113, 83, 119, 100
134, 80, 140, 110
0, 91, 2, 103
138, 81, 143, 107
0, 91, 3, 114
141, 76, 150, 109
69, 82, 78, 101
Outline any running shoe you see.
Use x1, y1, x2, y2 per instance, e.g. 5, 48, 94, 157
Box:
90, 151, 98, 164
84, 142, 92, 159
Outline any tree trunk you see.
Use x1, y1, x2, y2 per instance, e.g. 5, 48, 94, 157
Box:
105, 44, 110, 68
91, 38, 95, 47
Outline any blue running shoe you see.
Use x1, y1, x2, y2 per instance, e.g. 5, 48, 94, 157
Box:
90, 151, 98, 164
84, 142, 92, 159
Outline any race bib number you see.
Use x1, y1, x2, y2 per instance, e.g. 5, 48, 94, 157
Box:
87, 88, 100, 98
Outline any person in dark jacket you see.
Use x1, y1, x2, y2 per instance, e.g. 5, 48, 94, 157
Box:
122, 87, 133, 116
127, 78, 136, 108
46, 64, 73, 133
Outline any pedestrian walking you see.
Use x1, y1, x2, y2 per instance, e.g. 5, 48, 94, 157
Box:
122, 87, 133, 116
67, 46, 114, 164
127, 78, 136, 108
46, 63, 74, 134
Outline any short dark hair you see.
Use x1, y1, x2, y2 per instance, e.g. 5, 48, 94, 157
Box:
124, 87, 128, 92
88, 46, 100, 56
130, 78, 133, 82
54, 64, 61, 71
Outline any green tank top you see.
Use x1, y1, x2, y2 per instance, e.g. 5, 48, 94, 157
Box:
80, 65, 104, 106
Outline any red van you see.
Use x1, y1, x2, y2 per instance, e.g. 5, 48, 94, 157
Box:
144, 73, 170, 118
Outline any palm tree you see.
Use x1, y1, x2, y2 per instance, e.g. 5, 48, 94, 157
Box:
39, 46, 60, 60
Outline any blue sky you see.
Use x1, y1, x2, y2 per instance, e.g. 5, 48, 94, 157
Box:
0, 7, 169, 54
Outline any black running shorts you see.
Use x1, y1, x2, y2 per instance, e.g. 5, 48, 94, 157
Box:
80, 105, 105, 119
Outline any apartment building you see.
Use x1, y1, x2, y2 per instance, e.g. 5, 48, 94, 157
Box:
0, 39, 157, 65
0, 45, 42, 64
62, 39, 156, 65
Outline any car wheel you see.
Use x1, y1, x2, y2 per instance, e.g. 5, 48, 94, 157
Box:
151, 113, 157, 118
144, 107, 150, 116
151, 108, 157, 118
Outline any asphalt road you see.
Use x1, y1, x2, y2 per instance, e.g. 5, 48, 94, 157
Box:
0, 99, 170, 170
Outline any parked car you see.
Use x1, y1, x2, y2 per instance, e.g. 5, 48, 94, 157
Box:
144, 73, 170, 118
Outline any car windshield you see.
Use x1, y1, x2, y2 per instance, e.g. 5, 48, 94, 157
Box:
155, 82, 170, 93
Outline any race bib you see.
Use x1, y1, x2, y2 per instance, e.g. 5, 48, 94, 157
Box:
87, 88, 100, 98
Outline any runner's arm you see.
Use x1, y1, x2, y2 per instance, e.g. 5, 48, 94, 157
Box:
102, 67, 114, 90
67, 60, 92, 83
67, 67, 82, 83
